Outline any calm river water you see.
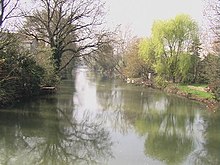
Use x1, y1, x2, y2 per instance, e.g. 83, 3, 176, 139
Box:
0, 67, 220, 165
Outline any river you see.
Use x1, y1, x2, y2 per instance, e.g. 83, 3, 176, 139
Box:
0, 67, 220, 165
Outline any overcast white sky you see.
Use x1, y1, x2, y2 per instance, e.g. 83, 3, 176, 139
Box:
105, 0, 205, 37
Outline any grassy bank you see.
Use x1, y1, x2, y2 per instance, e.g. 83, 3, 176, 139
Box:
164, 83, 218, 110
124, 77, 218, 110
176, 84, 214, 99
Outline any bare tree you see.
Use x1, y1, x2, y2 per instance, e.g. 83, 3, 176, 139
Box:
0, 0, 20, 52
0, 0, 19, 27
21, 0, 105, 71
204, 0, 220, 43
83, 27, 130, 78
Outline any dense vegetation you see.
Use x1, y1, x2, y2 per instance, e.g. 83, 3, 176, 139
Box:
92, 11, 220, 102
119, 14, 220, 101
0, 31, 58, 106
100, 10, 220, 102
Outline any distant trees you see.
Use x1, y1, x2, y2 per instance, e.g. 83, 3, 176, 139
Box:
84, 28, 127, 78
91, 35, 118, 77
123, 38, 148, 78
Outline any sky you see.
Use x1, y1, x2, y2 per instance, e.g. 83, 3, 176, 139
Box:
105, 0, 205, 37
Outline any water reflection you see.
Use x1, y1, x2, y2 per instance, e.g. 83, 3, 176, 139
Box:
92, 69, 220, 165
187, 111, 220, 165
0, 80, 113, 165
141, 97, 197, 165
1, 68, 220, 165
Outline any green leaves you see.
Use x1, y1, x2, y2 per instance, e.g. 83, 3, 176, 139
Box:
139, 14, 200, 83
139, 38, 155, 67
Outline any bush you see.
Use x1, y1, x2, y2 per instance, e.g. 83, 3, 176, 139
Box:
0, 50, 46, 106
209, 80, 220, 101
154, 76, 168, 88
19, 54, 45, 95
33, 47, 60, 86
0, 32, 58, 106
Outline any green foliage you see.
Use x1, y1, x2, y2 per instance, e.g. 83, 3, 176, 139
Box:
209, 81, 220, 101
138, 38, 156, 77
0, 32, 58, 106
196, 54, 220, 100
152, 15, 197, 82
201, 54, 220, 83
177, 53, 192, 82
154, 76, 168, 88
139, 38, 156, 69
33, 47, 59, 86
0, 50, 45, 105
139, 15, 200, 82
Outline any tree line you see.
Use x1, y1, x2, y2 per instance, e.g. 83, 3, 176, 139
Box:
89, 0, 220, 101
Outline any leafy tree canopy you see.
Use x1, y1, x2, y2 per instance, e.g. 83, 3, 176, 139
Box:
140, 14, 200, 83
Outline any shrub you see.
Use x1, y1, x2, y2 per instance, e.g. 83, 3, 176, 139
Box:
33, 47, 59, 86
0, 32, 58, 106
154, 76, 168, 88
209, 80, 220, 101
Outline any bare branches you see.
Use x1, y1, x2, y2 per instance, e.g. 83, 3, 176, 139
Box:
205, 0, 220, 40
21, 0, 105, 71
0, 0, 20, 27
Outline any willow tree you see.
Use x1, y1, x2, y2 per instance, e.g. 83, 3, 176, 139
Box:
150, 14, 200, 83
138, 38, 156, 74
21, 0, 104, 71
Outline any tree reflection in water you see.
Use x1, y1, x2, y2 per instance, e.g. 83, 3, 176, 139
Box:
95, 74, 218, 165
95, 78, 132, 134
186, 110, 220, 165
0, 97, 113, 165
1, 69, 220, 165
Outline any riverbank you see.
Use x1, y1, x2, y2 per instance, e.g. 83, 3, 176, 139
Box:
0, 86, 56, 108
125, 78, 219, 111
164, 84, 218, 111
